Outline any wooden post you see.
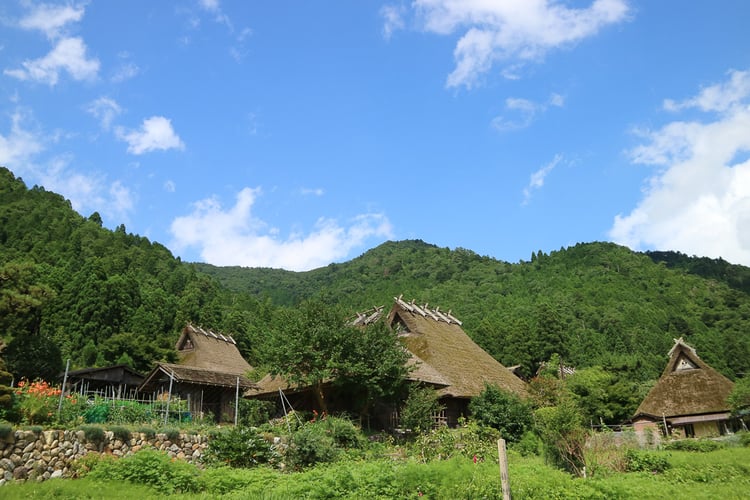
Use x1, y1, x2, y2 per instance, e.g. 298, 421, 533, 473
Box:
497, 438, 511, 500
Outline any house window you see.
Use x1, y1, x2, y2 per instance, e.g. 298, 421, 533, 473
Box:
181, 338, 194, 350
683, 424, 695, 438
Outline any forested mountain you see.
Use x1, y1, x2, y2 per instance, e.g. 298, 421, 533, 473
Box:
2, 167, 749, 410
195, 240, 750, 381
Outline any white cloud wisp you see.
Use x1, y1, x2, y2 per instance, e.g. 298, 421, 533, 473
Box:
610, 69, 750, 265
411, 0, 630, 88
169, 188, 394, 271
4, 36, 100, 85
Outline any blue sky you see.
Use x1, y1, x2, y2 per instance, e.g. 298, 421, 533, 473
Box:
1, 1, 749, 271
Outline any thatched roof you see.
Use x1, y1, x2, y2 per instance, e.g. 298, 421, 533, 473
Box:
387, 296, 527, 399
175, 324, 253, 375
634, 337, 734, 419
141, 363, 255, 390
247, 298, 527, 400
140, 324, 255, 392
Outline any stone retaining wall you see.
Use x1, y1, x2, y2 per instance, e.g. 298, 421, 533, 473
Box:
0, 429, 209, 485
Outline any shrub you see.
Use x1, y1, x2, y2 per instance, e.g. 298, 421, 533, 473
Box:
79, 424, 106, 443
400, 385, 443, 434
162, 427, 180, 441
739, 431, 750, 447
235, 399, 275, 427
0, 422, 13, 439
514, 430, 542, 457
534, 400, 588, 475
109, 425, 131, 442
624, 449, 670, 473
83, 400, 110, 424
108, 401, 152, 424
88, 449, 200, 494
409, 423, 501, 463
319, 416, 362, 448
137, 426, 156, 439
664, 439, 723, 452
205, 426, 279, 468
287, 422, 338, 469
469, 383, 533, 443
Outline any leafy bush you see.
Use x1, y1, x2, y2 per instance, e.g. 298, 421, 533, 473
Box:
204, 426, 279, 468
409, 423, 501, 463
400, 385, 443, 434
469, 383, 533, 443
0, 422, 13, 439
286, 422, 338, 469
664, 439, 723, 452
108, 401, 152, 424
318, 416, 362, 448
83, 400, 110, 424
739, 431, 750, 447
514, 430, 542, 456
79, 424, 105, 443
534, 400, 588, 475
109, 425, 131, 442
88, 449, 200, 494
162, 427, 180, 441
624, 449, 670, 473
235, 399, 275, 427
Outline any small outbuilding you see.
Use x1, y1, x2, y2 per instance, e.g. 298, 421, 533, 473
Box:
632, 337, 738, 441
139, 324, 255, 422
65, 364, 145, 399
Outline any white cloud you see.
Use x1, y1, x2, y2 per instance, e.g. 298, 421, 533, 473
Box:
164, 180, 176, 193
116, 116, 185, 155
86, 97, 123, 130
381, 5, 406, 40
18, 2, 85, 39
523, 154, 561, 204
111, 61, 140, 83
610, 69, 750, 265
491, 93, 564, 132
169, 188, 394, 270
0, 110, 44, 166
4, 36, 100, 85
410, 0, 630, 88
0, 109, 133, 224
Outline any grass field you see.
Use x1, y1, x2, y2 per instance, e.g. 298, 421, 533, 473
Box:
2, 446, 749, 499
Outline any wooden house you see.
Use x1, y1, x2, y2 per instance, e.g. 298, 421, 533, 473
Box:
65, 364, 145, 399
632, 337, 737, 440
382, 296, 528, 426
247, 296, 527, 428
139, 324, 255, 422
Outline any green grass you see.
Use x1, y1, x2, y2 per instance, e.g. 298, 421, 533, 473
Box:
4, 445, 750, 499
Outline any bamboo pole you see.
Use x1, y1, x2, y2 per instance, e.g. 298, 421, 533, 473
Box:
234, 377, 240, 426
498, 438, 511, 500
57, 359, 71, 419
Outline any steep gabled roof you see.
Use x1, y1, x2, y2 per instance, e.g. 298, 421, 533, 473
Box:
387, 296, 527, 399
175, 324, 252, 375
140, 324, 254, 392
634, 337, 734, 419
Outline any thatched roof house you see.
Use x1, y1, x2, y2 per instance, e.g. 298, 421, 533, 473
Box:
383, 296, 527, 426
140, 324, 255, 422
248, 297, 527, 427
633, 337, 737, 439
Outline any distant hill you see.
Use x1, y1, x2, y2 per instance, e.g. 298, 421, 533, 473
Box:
2, 166, 749, 390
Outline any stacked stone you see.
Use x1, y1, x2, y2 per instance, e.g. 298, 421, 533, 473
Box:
0, 429, 209, 485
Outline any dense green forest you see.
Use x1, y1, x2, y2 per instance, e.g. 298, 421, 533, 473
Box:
1, 167, 749, 423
